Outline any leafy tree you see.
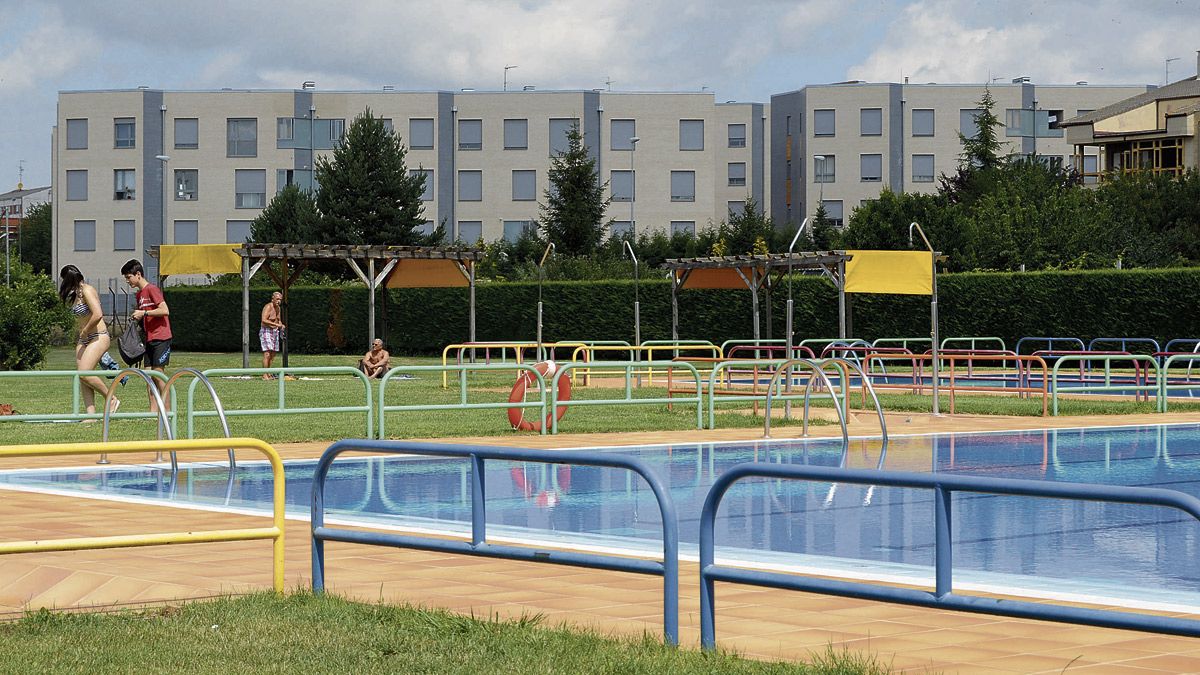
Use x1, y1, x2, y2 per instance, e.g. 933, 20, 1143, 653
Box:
714, 197, 777, 255
250, 184, 321, 243
315, 108, 427, 245
537, 124, 611, 256
18, 202, 51, 274
0, 257, 72, 370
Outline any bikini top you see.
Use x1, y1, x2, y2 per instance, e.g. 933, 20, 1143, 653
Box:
71, 302, 90, 316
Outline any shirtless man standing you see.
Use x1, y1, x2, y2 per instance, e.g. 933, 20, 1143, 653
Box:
260, 292, 285, 379
359, 339, 391, 379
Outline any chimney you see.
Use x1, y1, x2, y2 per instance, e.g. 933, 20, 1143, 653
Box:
1196, 50, 1199, 77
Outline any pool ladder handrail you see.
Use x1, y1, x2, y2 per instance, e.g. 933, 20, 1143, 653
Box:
763, 357, 889, 450
100, 368, 235, 472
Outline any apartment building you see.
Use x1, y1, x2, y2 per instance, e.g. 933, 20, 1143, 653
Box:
769, 81, 1151, 228
52, 88, 767, 282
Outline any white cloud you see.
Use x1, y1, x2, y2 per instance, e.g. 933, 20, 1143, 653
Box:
0, 8, 99, 90
849, 0, 1200, 85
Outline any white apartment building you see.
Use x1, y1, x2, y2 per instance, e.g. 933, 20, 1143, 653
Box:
769, 81, 1151, 228
52, 88, 767, 283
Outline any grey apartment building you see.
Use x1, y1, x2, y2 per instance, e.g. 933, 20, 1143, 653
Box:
53, 82, 1145, 284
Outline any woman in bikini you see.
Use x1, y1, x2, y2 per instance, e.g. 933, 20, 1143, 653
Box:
59, 265, 118, 419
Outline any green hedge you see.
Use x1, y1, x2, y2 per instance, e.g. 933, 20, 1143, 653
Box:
163, 268, 1200, 355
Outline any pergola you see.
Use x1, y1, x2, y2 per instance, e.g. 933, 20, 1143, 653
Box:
659, 251, 853, 343
233, 244, 484, 367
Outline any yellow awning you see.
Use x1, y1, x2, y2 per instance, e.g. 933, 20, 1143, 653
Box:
158, 244, 242, 275
844, 250, 932, 295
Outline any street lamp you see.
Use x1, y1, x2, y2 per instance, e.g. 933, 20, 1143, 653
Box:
1166, 57, 1180, 85
813, 155, 826, 215
504, 64, 518, 91
628, 136, 639, 234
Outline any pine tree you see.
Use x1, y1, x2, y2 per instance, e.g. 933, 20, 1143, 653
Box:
958, 87, 1007, 171
537, 124, 610, 256
250, 184, 321, 243
314, 108, 427, 245
811, 202, 838, 250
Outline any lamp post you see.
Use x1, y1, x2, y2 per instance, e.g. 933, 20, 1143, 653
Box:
1166, 57, 1180, 85
813, 155, 826, 216
155, 154, 170, 257
504, 64, 518, 91
629, 136, 640, 233
909, 222, 941, 416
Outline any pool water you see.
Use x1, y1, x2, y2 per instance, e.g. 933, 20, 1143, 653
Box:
4, 424, 1200, 609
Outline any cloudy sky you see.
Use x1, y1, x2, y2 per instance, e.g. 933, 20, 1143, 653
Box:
1, 0, 1197, 188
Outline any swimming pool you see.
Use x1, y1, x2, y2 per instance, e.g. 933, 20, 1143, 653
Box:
4, 423, 1200, 611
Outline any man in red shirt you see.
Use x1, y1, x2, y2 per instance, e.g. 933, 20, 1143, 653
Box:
122, 259, 173, 411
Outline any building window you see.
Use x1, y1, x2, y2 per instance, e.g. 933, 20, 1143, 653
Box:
679, 119, 704, 150
1076, 109, 1093, 117
727, 123, 746, 148
814, 155, 835, 183
503, 220, 534, 242
410, 169, 434, 201
610, 221, 633, 238
727, 162, 746, 187
860, 108, 882, 136
959, 109, 983, 140
611, 119, 636, 150
670, 171, 695, 202
417, 220, 435, 237
66, 170, 88, 201
813, 109, 835, 137
410, 118, 435, 149
504, 119, 528, 149
276, 169, 313, 193
382, 118, 394, 134
727, 200, 745, 215
458, 119, 482, 150
671, 221, 696, 237
175, 118, 199, 149
511, 170, 536, 201
227, 118, 257, 157
912, 154, 935, 183
1082, 155, 1099, 185
549, 118, 576, 156
114, 118, 136, 149
328, 118, 345, 142
113, 169, 136, 200
277, 117, 295, 142
822, 200, 844, 228
457, 221, 482, 243
458, 170, 482, 201
234, 169, 266, 208
860, 154, 882, 182
226, 220, 252, 244
175, 169, 198, 200
610, 170, 634, 202
113, 220, 136, 251
74, 220, 96, 251
912, 109, 934, 137
66, 119, 88, 149
174, 220, 199, 245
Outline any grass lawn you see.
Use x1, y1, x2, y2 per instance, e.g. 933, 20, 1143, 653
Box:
0, 593, 888, 674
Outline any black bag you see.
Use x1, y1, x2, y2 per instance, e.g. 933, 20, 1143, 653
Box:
118, 320, 147, 366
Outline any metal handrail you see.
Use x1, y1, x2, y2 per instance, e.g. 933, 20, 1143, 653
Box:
1050, 354, 1160, 415
1158, 353, 1200, 411
311, 439, 680, 645
165, 368, 236, 470
100, 368, 174, 465
549, 360, 705, 433
377, 363, 548, 438
940, 336, 1006, 351
1, 437, 285, 592
816, 357, 888, 449
1016, 336, 1085, 355
1087, 337, 1162, 354
761, 358, 846, 444
699, 463, 1200, 648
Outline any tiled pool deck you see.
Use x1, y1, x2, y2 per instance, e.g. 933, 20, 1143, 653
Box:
4, 412, 1200, 673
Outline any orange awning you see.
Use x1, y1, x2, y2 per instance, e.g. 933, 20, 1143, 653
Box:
385, 259, 470, 288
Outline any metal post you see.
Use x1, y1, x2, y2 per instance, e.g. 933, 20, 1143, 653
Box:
910, 222, 940, 415
785, 218, 808, 359
367, 256, 376, 346
624, 240, 640, 346
241, 256, 250, 368
671, 274, 679, 342
470, 454, 487, 546
537, 242, 554, 361
934, 485, 952, 598
837, 259, 846, 339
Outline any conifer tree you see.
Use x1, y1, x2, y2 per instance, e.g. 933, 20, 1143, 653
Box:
537, 124, 610, 256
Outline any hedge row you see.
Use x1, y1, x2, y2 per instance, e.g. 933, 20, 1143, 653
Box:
163, 268, 1200, 355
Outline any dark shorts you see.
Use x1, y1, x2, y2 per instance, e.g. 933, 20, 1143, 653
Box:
145, 339, 172, 368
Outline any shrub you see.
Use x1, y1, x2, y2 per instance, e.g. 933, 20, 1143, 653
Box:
0, 256, 73, 369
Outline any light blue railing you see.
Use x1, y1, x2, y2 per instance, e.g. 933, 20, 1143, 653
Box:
377, 363, 548, 438
699, 463, 1200, 649
311, 439, 680, 644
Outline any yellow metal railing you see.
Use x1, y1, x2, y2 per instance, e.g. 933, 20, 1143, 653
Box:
0, 437, 286, 592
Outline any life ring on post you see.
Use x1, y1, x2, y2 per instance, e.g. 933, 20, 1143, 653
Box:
508, 361, 572, 431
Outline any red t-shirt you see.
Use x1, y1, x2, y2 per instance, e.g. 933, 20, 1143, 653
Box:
137, 284, 173, 342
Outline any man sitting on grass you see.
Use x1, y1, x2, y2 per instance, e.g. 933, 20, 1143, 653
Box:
358, 339, 391, 379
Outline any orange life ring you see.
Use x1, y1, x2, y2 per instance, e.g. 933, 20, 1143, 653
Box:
507, 361, 572, 431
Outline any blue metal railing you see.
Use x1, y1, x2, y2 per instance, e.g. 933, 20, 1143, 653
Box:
1015, 336, 1085, 355
311, 439, 680, 645
699, 463, 1200, 649
1087, 337, 1162, 355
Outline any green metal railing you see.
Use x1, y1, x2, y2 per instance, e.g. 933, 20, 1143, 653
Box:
703, 359, 844, 430
1158, 354, 1200, 412
0, 369, 174, 430
1050, 354, 1159, 415
378, 363, 548, 438
185, 366, 374, 438
872, 337, 933, 351
549, 360, 704, 433
941, 336, 1007, 351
